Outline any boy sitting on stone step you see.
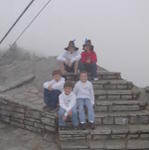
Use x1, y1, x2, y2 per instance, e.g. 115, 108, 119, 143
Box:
57, 40, 81, 75
74, 71, 95, 129
58, 81, 78, 130
43, 70, 65, 111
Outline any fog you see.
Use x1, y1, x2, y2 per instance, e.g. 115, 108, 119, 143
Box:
0, 0, 149, 87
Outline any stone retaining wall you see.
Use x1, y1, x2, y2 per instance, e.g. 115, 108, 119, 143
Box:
0, 95, 56, 133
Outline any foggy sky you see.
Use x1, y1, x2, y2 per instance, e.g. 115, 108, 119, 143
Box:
0, 0, 149, 87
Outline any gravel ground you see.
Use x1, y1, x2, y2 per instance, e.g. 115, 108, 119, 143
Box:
0, 122, 59, 150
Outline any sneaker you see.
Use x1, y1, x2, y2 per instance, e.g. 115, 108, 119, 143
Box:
88, 122, 95, 130
73, 126, 78, 130
59, 126, 66, 130
80, 123, 86, 130
93, 77, 98, 81
50, 107, 58, 113
44, 106, 56, 112
43, 106, 52, 112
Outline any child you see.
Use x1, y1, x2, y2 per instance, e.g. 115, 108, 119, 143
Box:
58, 81, 78, 129
79, 39, 98, 81
43, 70, 65, 111
57, 40, 81, 75
74, 71, 95, 129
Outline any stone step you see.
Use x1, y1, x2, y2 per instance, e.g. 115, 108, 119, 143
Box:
56, 107, 148, 129
90, 139, 149, 150
95, 100, 147, 112
95, 110, 149, 125
72, 80, 133, 90
60, 140, 89, 150
89, 139, 126, 150
95, 89, 140, 100
59, 110, 149, 133
59, 130, 89, 141
65, 72, 121, 80
59, 124, 149, 142
92, 80, 133, 90
127, 139, 149, 150
60, 139, 149, 150
91, 124, 149, 140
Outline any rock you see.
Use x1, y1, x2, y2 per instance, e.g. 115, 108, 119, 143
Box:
145, 86, 149, 93
0, 122, 58, 150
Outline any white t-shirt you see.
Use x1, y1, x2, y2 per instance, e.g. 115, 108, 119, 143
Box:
43, 77, 65, 92
59, 91, 76, 116
74, 80, 95, 105
57, 50, 81, 63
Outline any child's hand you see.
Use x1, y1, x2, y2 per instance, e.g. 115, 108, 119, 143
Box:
63, 115, 67, 121
48, 85, 52, 91
68, 62, 72, 67
68, 111, 72, 116
86, 58, 91, 64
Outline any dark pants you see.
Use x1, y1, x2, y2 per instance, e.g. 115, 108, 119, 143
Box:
64, 62, 75, 73
79, 61, 97, 78
44, 88, 61, 109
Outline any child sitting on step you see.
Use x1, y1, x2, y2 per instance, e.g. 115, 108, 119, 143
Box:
43, 70, 65, 111
57, 40, 81, 75
58, 81, 78, 130
74, 71, 95, 130
79, 39, 98, 81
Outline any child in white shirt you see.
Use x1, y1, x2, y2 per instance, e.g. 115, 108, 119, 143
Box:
57, 41, 81, 75
43, 70, 65, 111
74, 71, 95, 129
58, 81, 78, 129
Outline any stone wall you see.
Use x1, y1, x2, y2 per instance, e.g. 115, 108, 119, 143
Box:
0, 94, 56, 133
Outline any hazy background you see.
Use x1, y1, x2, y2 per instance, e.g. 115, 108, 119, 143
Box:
0, 0, 149, 87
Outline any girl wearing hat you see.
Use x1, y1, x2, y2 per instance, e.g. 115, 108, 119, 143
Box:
57, 41, 81, 75
79, 40, 98, 81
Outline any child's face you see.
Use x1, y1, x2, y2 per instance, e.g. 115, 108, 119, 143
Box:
68, 47, 75, 53
80, 73, 88, 82
53, 74, 61, 81
64, 87, 72, 95
84, 45, 90, 52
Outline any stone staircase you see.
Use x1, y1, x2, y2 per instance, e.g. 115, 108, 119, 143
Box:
58, 71, 149, 150
0, 70, 149, 150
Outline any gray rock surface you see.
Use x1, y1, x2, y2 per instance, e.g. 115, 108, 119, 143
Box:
0, 47, 59, 91
145, 86, 149, 93
0, 122, 58, 150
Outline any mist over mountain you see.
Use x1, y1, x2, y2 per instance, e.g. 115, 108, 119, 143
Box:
0, 0, 149, 87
